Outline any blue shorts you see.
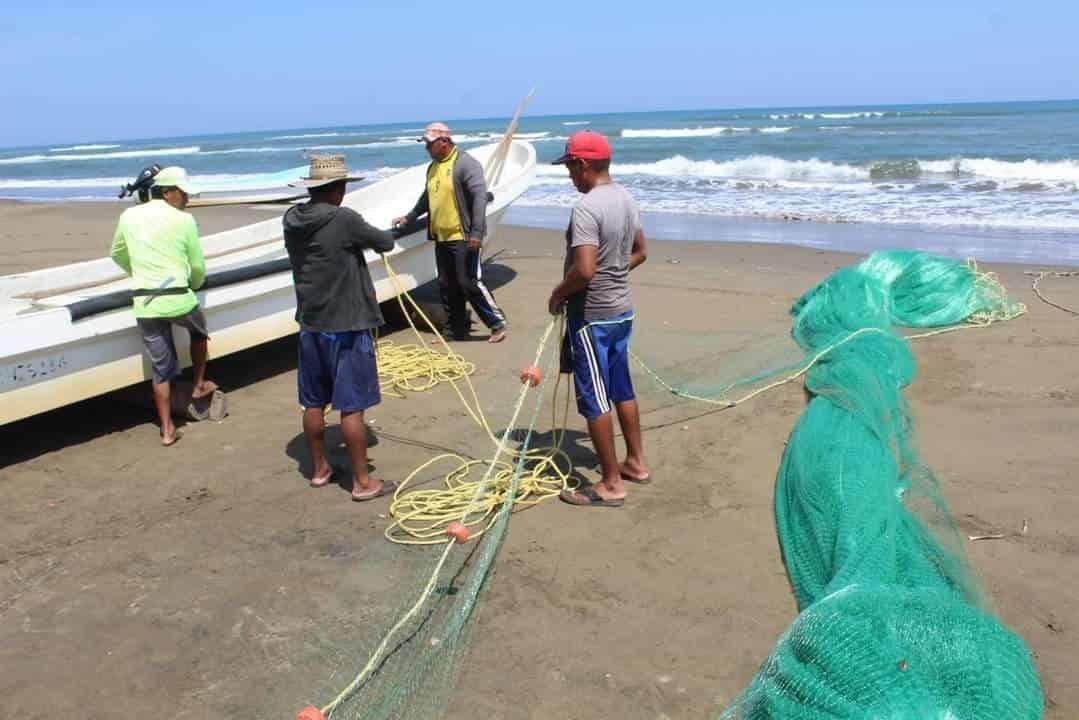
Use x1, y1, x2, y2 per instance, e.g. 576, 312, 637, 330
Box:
297, 329, 381, 413
560, 310, 635, 420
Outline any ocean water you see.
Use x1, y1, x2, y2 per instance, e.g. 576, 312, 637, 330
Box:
2, 100, 1078, 260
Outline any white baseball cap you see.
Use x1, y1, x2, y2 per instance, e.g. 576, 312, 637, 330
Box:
152, 166, 201, 196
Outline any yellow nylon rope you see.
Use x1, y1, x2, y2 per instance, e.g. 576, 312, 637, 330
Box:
319, 313, 560, 718
1025, 269, 1079, 316
374, 256, 574, 546
310, 255, 1024, 717
629, 262, 1026, 408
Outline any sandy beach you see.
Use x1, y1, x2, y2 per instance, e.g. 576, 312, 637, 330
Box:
1, 202, 1076, 719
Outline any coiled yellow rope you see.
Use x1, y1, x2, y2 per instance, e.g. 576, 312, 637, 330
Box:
375, 255, 574, 546
318, 313, 561, 719
375, 338, 476, 397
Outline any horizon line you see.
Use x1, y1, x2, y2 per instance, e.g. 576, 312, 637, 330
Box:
3, 96, 1077, 152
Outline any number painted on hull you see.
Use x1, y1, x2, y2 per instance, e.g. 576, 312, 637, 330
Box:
0, 355, 69, 389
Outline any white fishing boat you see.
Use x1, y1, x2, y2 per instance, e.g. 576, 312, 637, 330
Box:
0, 140, 537, 426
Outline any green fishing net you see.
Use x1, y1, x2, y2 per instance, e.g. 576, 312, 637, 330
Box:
720, 251, 1041, 719
275, 321, 567, 720
281, 250, 1039, 720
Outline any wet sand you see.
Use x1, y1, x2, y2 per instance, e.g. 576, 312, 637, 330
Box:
1, 202, 1076, 718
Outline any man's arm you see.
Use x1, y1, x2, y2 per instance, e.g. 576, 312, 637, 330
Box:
461, 157, 488, 247
629, 227, 648, 271
185, 217, 206, 290
393, 189, 429, 230
347, 209, 396, 254
110, 221, 132, 276
407, 189, 429, 222
549, 245, 598, 314
548, 206, 599, 314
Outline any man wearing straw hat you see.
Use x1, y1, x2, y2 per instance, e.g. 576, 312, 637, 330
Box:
393, 122, 508, 343
110, 165, 216, 447
283, 155, 397, 502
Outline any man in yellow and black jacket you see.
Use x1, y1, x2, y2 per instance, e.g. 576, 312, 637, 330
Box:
394, 122, 507, 343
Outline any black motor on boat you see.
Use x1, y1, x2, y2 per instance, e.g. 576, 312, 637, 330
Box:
118, 164, 163, 203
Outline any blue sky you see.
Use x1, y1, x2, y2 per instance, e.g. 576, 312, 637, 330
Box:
2, 0, 1077, 146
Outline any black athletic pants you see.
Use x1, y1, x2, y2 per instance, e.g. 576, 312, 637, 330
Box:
434, 240, 506, 336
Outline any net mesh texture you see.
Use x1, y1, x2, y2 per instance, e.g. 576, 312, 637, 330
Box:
288, 250, 1041, 720
718, 250, 1042, 719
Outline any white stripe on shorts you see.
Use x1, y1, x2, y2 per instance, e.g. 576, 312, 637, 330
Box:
577, 325, 610, 414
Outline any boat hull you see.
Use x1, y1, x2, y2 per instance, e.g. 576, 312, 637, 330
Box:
0, 141, 533, 425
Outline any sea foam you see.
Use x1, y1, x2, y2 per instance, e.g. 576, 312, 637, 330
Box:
0, 146, 201, 165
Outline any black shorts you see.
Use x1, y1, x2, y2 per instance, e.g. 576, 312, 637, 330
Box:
136, 307, 210, 384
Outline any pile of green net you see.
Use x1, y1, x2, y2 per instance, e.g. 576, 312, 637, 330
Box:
721, 251, 1041, 719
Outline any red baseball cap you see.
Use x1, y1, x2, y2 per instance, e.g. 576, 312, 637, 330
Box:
551, 130, 612, 164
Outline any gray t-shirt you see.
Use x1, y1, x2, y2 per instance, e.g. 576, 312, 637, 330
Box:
564, 182, 640, 321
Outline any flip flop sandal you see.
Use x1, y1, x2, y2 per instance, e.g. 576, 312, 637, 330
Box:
620, 471, 652, 485
559, 485, 625, 508
352, 480, 398, 502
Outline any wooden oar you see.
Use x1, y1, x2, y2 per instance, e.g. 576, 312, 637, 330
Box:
187, 192, 306, 208
484, 88, 536, 187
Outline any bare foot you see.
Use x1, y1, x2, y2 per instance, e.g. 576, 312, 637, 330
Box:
191, 380, 219, 399
161, 427, 181, 447
488, 328, 507, 344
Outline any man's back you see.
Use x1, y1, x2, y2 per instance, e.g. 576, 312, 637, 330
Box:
565, 182, 639, 321
283, 202, 395, 333
111, 199, 203, 318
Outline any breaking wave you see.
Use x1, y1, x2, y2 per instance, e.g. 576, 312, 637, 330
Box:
0, 165, 404, 196
622, 127, 731, 138
48, 144, 122, 152
919, 157, 1079, 183
622, 126, 795, 138
269, 132, 348, 140
0, 146, 202, 165
536, 154, 868, 182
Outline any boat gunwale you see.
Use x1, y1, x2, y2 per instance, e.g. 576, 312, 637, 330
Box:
0, 142, 535, 360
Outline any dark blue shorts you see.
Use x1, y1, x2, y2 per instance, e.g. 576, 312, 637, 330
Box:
297, 329, 381, 413
561, 310, 635, 420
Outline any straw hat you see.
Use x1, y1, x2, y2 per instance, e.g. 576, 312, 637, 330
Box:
289, 154, 364, 188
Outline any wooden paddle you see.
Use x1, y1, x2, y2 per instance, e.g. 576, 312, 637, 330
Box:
187, 192, 306, 208
484, 88, 537, 187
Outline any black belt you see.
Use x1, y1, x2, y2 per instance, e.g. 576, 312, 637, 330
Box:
130, 287, 190, 297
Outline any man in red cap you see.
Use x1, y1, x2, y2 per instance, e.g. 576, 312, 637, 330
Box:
393, 122, 508, 343
549, 130, 651, 507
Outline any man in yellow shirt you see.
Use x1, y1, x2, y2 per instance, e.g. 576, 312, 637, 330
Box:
110, 166, 216, 446
394, 122, 507, 343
